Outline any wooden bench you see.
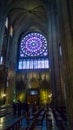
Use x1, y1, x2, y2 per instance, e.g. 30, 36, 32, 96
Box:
0, 105, 13, 117
26, 108, 45, 130
52, 108, 66, 130
46, 116, 52, 129
29, 108, 44, 122
0, 116, 23, 130
36, 110, 46, 126
26, 118, 37, 130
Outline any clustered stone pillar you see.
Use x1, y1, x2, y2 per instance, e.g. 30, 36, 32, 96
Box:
48, 1, 64, 109
56, 0, 73, 129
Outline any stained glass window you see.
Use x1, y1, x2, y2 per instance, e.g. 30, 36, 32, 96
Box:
18, 59, 49, 70
34, 59, 37, 69
20, 32, 48, 57
29, 60, 33, 69
5, 17, 8, 29
18, 32, 49, 70
18, 60, 22, 69
23, 60, 26, 69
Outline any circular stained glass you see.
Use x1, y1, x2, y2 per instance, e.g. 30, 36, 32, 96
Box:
20, 32, 48, 57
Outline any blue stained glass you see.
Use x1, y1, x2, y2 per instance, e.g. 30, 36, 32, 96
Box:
41, 60, 44, 68
23, 60, 26, 69
44, 59, 49, 68
18, 60, 23, 69
20, 32, 48, 57
18, 32, 49, 70
18, 58, 49, 70
29, 60, 33, 69
26, 60, 30, 69
38, 59, 41, 69
33, 60, 38, 69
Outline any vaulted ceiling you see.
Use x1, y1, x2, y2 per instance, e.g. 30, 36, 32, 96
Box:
7, 0, 49, 37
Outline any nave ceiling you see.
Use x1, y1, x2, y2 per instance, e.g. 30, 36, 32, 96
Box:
3, 0, 52, 37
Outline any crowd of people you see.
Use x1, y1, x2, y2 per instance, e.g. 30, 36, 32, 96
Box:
12, 101, 29, 116
12, 100, 38, 119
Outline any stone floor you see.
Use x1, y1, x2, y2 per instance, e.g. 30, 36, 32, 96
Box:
21, 108, 59, 130
0, 107, 68, 130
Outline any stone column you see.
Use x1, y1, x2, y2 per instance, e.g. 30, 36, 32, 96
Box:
6, 69, 16, 104
0, 17, 5, 57
0, 1, 7, 57
56, 0, 73, 129
48, 1, 63, 108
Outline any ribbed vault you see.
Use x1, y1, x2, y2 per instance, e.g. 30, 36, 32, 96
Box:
8, 0, 48, 35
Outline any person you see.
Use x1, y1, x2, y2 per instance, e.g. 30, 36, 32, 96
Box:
17, 100, 22, 116
32, 102, 38, 113
24, 102, 29, 121
12, 102, 17, 116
